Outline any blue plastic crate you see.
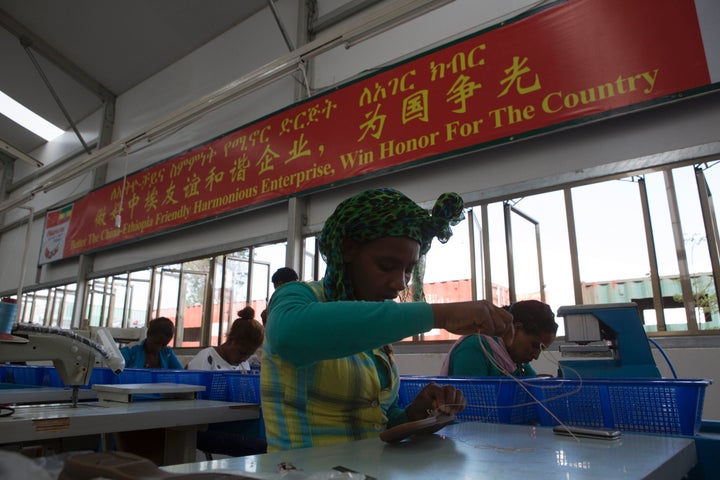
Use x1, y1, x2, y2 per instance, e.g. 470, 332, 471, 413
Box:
112, 367, 154, 384
151, 369, 214, 399
529, 378, 711, 435
225, 372, 261, 404
399, 376, 538, 425
1, 365, 52, 386
205, 371, 230, 401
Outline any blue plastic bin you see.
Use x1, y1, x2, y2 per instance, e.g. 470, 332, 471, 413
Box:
43, 365, 118, 388
399, 376, 538, 425
1, 365, 53, 386
152, 369, 215, 399
528, 378, 711, 435
112, 367, 154, 384
225, 372, 261, 404
224, 372, 264, 438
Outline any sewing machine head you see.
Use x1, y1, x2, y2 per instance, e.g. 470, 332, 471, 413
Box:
0, 324, 125, 388
557, 303, 661, 378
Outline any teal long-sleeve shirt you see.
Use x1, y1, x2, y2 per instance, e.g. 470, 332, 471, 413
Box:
265, 281, 435, 367
447, 335, 536, 377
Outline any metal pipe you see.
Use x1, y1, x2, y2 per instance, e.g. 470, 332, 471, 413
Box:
21, 38, 92, 154
267, 0, 295, 51
14, 206, 33, 322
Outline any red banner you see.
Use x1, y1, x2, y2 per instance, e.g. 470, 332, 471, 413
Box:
41, 0, 712, 264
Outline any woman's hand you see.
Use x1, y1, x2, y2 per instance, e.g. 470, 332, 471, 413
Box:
405, 382, 467, 422
431, 300, 514, 341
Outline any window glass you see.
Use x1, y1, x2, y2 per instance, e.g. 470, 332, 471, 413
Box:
486, 202, 510, 301
302, 236, 325, 281
219, 251, 250, 343
253, 242, 289, 315
670, 166, 718, 331
572, 179, 650, 286
177, 259, 210, 347
110, 275, 129, 328
86, 278, 109, 327
153, 264, 181, 335
415, 210, 472, 341
61, 285, 77, 328
127, 270, 152, 329
501, 192, 574, 337
28, 290, 49, 325
699, 163, 720, 330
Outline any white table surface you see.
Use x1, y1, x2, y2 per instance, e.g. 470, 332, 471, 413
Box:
164, 421, 697, 480
0, 398, 259, 465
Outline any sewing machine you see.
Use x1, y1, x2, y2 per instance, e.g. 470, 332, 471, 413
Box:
0, 323, 125, 406
557, 303, 661, 378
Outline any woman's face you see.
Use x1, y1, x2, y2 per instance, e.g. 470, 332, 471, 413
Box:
223, 339, 258, 365
506, 323, 555, 364
343, 236, 420, 301
145, 332, 172, 354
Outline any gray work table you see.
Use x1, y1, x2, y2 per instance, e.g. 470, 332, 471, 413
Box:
164, 421, 696, 479
0, 385, 97, 404
0, 398, 259, 465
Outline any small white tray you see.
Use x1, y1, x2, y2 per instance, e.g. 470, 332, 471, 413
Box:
92, 382, 205, 403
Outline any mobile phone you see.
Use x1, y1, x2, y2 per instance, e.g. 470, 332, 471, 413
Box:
552, 425, 622, 440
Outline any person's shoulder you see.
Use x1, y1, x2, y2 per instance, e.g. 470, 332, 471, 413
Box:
273, 280, 322, 299
456, 334, 481, 349
121, 343, 141, 353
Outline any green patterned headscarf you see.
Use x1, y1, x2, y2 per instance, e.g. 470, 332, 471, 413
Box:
318, 188, 465, 301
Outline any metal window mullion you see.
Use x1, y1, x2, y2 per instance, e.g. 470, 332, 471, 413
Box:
45, 288, 56, 327
564, 188, 583, 304
481, 204, 492, 301
695, 167, 720, 323
107, 277, 116, 328
504, 202, 516, 303
637, 176, 666, 331
468, 209, 477, 302
58, 288, 68, 328
247, 246, 255, 304
664, 170, 699, 331
175, 267, 185, 346
200, 257, 217, 347
509, 206, 545, 303
534, 222, 546, 303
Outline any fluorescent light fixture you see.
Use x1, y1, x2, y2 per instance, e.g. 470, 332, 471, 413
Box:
0, 90, 64, 141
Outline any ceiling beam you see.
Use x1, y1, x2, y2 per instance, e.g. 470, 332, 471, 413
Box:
0, 8, 116, 102
0, 138, 43, 168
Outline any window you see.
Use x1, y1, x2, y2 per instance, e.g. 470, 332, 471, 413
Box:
12, 160, 720, 340
19, 285, 77, 328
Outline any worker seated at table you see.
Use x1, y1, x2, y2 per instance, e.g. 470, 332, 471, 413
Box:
261, 188, 514, 452
187, 306, 267, 458
187, 306, 264, 372
120, 317, 183, 369
441, 300, 557, 377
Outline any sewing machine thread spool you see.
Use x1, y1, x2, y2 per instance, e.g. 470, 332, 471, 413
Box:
0, 299, 18, 337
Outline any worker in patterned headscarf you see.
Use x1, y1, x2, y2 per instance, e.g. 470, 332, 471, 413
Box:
261, 188, 513, 451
